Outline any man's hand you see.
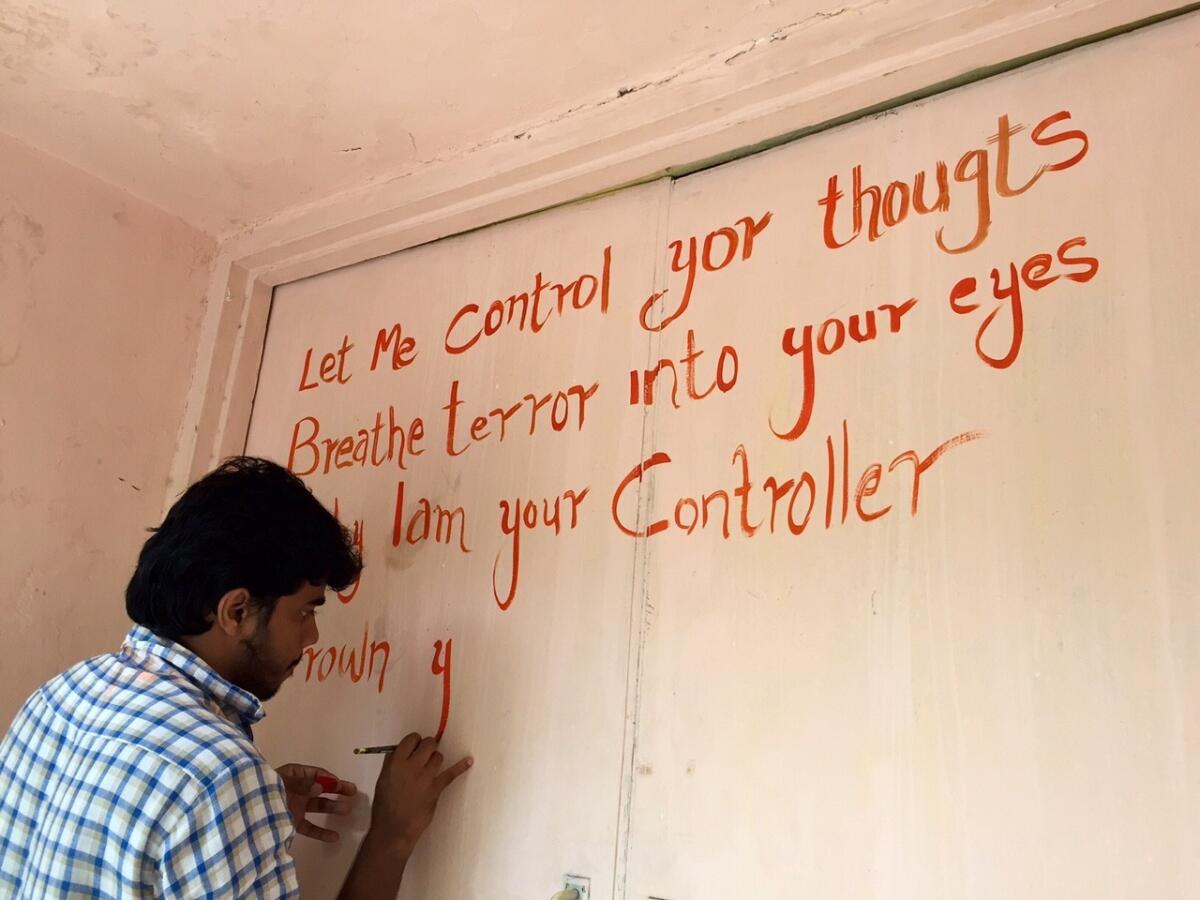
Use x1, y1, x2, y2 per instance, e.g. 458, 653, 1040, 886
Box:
336, 734, 472, 900
369, 732, 473, 855
276, 763, 358, 843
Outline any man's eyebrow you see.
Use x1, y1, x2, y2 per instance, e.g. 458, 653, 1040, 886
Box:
310, 594, 326, 607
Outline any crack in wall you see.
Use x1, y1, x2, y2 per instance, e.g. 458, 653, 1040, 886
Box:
723, 2, 869, 64
356, 1, 886, 194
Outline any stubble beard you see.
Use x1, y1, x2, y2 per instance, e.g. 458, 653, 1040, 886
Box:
237, 620, 298, 702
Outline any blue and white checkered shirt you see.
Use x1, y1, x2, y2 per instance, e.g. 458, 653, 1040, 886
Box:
0, 625, 300, 899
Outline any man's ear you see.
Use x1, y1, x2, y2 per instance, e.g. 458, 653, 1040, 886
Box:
213, 588, 258, 637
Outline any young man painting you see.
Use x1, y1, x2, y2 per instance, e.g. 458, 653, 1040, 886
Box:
0, 457, 469, 899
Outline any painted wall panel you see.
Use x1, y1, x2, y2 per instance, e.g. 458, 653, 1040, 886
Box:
246, 181, 667, 899
243, 15, 1198, 899
625, 15, 1199, 900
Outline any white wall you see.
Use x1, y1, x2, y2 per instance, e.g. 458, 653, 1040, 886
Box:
0, 133, 216, 724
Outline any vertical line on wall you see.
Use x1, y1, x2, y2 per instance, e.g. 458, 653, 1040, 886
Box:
204, 263, 253, 472
610, 175, 674, 900
240, 282, 281, 454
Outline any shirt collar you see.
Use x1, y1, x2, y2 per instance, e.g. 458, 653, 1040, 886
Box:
120, 624, 266, 733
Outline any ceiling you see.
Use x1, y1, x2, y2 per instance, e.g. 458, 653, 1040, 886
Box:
0, 0, 873, 236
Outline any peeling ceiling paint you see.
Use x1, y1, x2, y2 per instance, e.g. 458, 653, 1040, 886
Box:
0, 2, 1180, 238
1, 0, 875, 235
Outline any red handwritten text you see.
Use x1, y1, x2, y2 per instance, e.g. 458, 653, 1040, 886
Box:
612, 421, 983, 538
640, 212, 773, 331
298, 335, 354, 392
629, 329, 738, 408
948, 234, 1099, 369
393, 481, 471, 553
819, 110, 1089, 254
331, 497, 364, 604
287, 408, 425, 476
301, 624, 390, 694
371, 323, 418, 372
771, 298, 918, 441
493, 487, 590, 611
443, 378, 599, 457
431, 639, 452, 742
444, 246, 612, 355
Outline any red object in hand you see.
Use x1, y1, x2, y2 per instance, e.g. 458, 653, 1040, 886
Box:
314, 774, 339, 794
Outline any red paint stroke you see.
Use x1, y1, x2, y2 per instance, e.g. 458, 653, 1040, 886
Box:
431, 639, 453, 742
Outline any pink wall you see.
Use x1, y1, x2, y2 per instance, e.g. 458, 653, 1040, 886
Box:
0, 133, 216, 724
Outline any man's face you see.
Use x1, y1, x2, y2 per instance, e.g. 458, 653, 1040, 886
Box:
235, 581, 324, 701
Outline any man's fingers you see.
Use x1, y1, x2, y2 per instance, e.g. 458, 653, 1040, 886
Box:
279, 764, 357, 797
295, 819, 341, 843
434, 756, 474, 792
307, 796, 354, 816
413, 736, 439, 766
314, 775, 357, 796
397, 732, 423, 759
427, 750, 444, 770
276, 763, 317, 792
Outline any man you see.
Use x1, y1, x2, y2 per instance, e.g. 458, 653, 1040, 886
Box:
0, 457, 469, 898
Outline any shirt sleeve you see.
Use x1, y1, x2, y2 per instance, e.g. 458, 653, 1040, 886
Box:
159, 757, 300, 899
0, 691, 59, 892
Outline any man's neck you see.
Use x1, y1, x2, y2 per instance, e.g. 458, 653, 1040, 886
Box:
177, 631, 238, 685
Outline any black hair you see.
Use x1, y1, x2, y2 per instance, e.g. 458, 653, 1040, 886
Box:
125, 456, 361, 639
